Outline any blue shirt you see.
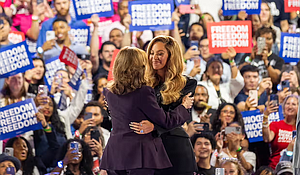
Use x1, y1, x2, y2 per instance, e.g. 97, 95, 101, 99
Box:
36, 16, 86, 48
43, 41, 88, 61
234, 89, 268, 105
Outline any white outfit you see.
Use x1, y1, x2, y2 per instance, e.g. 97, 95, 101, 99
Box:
16, 166, 39, 175
189, 0, 223, 26
185, 57, 231, 83
211, 149, 256, 174
101, 21, 153, 45
58, 79, 89, 139
198, 71, 244, 109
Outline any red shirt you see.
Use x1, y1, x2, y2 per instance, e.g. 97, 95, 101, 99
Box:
269, 120, 294, 169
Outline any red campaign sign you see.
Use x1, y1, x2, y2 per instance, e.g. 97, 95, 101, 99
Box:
207, 20, 252, 54
59, 46, 78, 70
284, 0, 300, 12
8, 31, 25, 44
107, 49, 120, 81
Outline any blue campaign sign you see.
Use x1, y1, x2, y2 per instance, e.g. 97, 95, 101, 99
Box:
279, 33, 300, 63
72, 0, 114, 20
0, 41, 34, 78
222, 0, 261, 16
242, 106, 284, 143
0, 99, 43, 140
68, 63, 83, 91
70, 26, 91, 46
129, 0, 175, 32
58, 92, 68, 110
44, 56, 66, 91
175, 0, 190, 7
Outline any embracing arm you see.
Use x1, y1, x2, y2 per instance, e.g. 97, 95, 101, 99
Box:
138, 87, 191, 130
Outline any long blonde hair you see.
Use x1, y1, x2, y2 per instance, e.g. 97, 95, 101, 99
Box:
146, 36, 186, 105
107, 47, 147, 95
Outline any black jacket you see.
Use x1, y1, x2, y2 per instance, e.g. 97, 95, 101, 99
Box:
154, 76, 197, 175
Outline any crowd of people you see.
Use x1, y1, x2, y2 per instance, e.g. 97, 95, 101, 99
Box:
0, 0, 300, 174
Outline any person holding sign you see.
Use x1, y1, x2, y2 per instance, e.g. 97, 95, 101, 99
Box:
129, 36, 197, 175
42, 18, 90, 61
262, 95, 299, 169
36, 0, 87, 48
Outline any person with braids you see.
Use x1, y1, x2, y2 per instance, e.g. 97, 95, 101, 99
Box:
100, 46, 194, 175
52, 139, 94, 175
130, 36, 198, 175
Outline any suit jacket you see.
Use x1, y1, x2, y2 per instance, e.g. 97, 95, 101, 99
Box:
154, 76, 198, 175
100, 86, 190, 170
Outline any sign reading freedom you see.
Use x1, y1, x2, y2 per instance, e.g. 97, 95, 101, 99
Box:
207, 20, 252, 54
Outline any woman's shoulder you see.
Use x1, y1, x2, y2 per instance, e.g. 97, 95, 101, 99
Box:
182, 76, 197, 94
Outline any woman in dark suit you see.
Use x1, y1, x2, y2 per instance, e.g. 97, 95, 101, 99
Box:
130, 36, 198, 175
99, 47, 194, 175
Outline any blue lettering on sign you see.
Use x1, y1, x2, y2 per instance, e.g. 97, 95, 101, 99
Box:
0, 99, 43, 140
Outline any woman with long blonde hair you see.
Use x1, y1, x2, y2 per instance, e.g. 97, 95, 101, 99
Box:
100, 46, 194, 175
130, 36, 198, 175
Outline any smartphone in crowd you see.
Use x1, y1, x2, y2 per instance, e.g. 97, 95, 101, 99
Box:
70, 141, 79, 153
194, 122, 209, 132
284, 64, 293, 73
225, 126, 241, 135
4, 147, 14, 157
249, 90, 258, 107
281, 80, 290, 90
84, 112, 93, 120
270, 94, 279, 107
293, 130, 297, 139
46, 31, 56, 41
38, 85, 48, 97
77, 54, 90, 60
54, 72, 63, 88
179, 5, 195, 14
6, 167, 15, 175
91, 130, 100, 142
190, 40, 199, 50
257, 37, 266, 55
215, 168, 225, 175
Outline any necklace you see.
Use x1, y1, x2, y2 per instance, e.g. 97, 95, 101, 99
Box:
226, 147, 237, 158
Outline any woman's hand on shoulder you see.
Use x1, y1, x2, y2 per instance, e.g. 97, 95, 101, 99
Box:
129, 120, 154, 134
